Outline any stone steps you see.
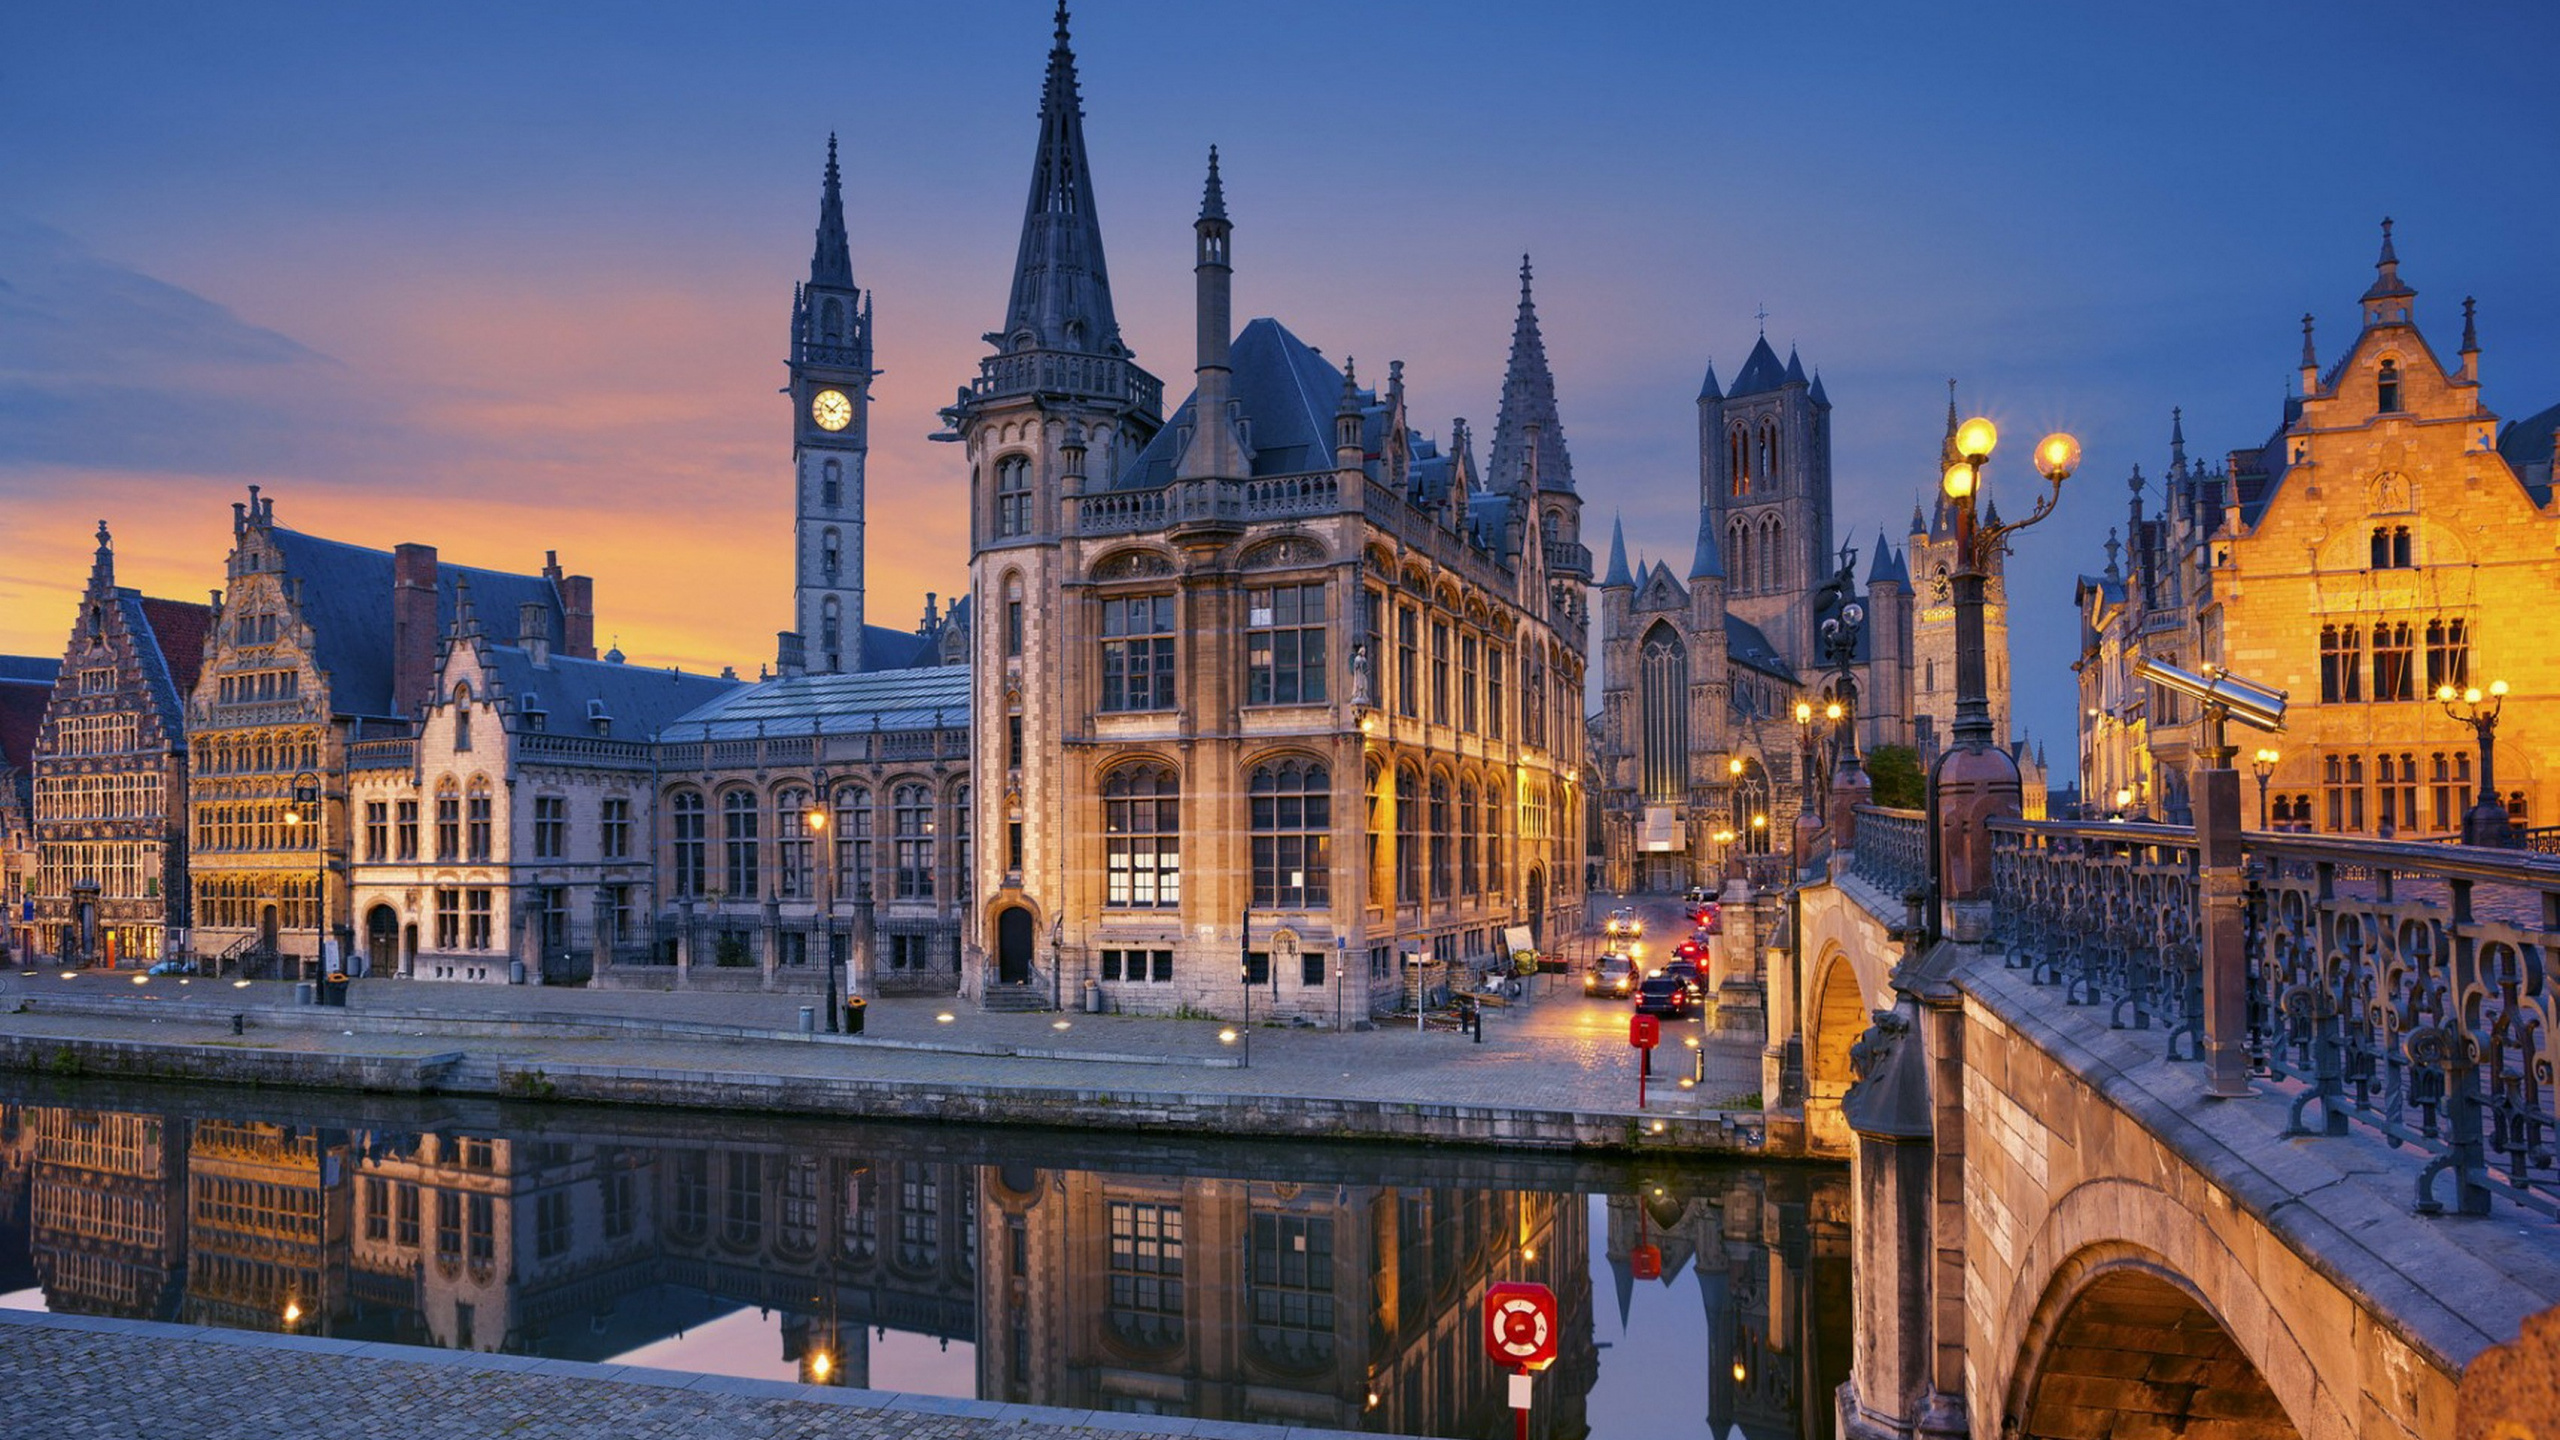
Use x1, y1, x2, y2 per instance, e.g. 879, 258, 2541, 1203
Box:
980, 985, 1052, 1013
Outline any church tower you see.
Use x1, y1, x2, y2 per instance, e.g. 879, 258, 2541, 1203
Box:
951, 4, 1164, 978
1699, 332, 1834, 674
785, 135, 874, 674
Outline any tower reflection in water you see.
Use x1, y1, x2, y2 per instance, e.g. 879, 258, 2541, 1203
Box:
0, 1093, 1847, 1438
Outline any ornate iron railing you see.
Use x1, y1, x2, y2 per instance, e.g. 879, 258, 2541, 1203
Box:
1987, 818, 2560, 1218
1850, 805, 1927, 901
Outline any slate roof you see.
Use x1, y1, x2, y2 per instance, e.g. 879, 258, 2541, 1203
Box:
1688, 511, 1725, 581
481, 645, 739, 741
267, 527, 562, 719
1725, 614, 1797, 683
1603, 518, 1633, 587
1698, 362, 1722, 402
0, 657, 59, 686
660, 664, 971, 743
137, 598, 214, 699
1486, 258, 1577, 495
0, 677, 49, 814
1727, 337, 1790, 398
2499, 399, 2560, 506
1866, 532, 1908, 586
1117, 318, 1343, 490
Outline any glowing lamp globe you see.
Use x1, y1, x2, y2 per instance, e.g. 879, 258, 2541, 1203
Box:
2035, 432, 2082, 482
2437, 684, 2457, 702
2491, 680, 2510, 697
2465, 687, 2483, 706
1794, 701, 1814, 724
1955, 416, 1998, 464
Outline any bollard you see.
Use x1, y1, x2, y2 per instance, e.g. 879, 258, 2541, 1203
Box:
295, 982, 315, 1007
845, 997, 866, 1035
232, 1014, 245, 1036
799, 1005, 816, 1034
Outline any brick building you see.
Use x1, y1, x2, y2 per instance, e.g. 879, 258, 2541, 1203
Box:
0, 655, 52, 964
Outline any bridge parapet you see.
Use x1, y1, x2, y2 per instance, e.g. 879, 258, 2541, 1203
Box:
1989, 818, 2560, 1220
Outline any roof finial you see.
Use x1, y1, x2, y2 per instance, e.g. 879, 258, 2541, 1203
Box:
2170, 406, 2186, 467
2300, 312, 2316, 368
1054, 0, 1071, 48
95, 519, 111, 552
1754, 302, 1768, 336
2462, 295, 2478, 353
1199, 144, 1225, 220
2378, 215, 2397, 266
1519, 253, 1533, 298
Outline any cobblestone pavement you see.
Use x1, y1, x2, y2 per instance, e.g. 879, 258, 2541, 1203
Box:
0, 1310, 1395, 1440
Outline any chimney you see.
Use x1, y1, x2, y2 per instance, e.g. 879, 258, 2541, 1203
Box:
392, 543, 440, 717
543, 550, 597, 659
776, 631, 806, 678
519, 601, 551, 667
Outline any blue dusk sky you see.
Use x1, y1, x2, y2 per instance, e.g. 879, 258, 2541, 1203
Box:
3, 1, 2556, 771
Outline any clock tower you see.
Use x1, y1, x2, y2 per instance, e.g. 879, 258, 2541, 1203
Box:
786, 134, 874, 674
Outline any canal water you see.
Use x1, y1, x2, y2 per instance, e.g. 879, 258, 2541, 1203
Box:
0, 1079, 1847, 1438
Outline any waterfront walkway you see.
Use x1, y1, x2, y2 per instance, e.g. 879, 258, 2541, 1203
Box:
0, 1308, 1402, 1440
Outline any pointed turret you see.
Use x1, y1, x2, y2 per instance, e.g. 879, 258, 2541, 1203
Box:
1174, 146, 1244, 482
1867, 531, 1907, 586
1908, 501, 1928, 538
1729, 335, 1788, 396
1783, 346, 1807, 386
1698, 360, 1722, 402
1603, 518, 1633, 588
1808, 369, 1829, 409
2361, 216, 2414, 327
810, 134, 854, 289
2299, 313, 2319, 394
1334, 357, 1365, 472
1488, 254, 1577, 495
2169, 407, 2187, 474
1938, 379, 1961, 470
1001, 4, 1126, 358
1689, 510, 1725, 581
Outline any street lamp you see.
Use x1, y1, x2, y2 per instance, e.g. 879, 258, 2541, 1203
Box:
2438, 680, 2515, 847
806, 784, 839, 1032
2251, 748, 2279, 830
283, 770, 324, 982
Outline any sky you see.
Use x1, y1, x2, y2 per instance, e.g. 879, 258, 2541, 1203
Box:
4, 0, 2557, 776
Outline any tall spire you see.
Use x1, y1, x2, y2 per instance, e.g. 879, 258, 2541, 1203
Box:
1603, 516, 1632, 588
1488, 254, 1576, 496
1688, 509, 1725, 582
1001, 4, 1125, 357
2169, 406, 2187, 471
1174, 146, 1243, 482
2362, 215, 2414, 325
1938, 378, 1961, 470
810, 133, 854, 289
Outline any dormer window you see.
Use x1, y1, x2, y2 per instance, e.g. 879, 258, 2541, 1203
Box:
2377, 359, 2401, 414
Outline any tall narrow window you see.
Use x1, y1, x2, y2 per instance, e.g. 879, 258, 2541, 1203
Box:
466, 781, 493, 860
600, 797, 631, 860
1430, 620, 1451, 724
994, 456, 1032, 538
364, 801, 388, 863
1249, 759, 1330, 908
395, 799, 419, 861
1099, 595, 1177, 711
1732, 760, 1772, 854
1003, 574, 1024, 658
1366, 762, 1389, 910
1639, 624, 1690, 804
722, 790, 760, 897
821, 529, 841, 580
532, 796, 565, 859
1484, 647, 1505, 740
893, 783, 935, 899
671, 790, 706, 897
1428, 774, 1452, 902
1483, 780, 1505, 894
1245, 583, 1327, 705
1395, 767, 1422, 907
2372, 622, 2414, 701
2319, 625, 2363, 703
1729, 427, 1750, 497
1459, 635, 1479, 733
2377, 359, 2401, 413
835, 788, 873, 897
1458, 779, 1480, 896
2426, 618, 2468, 693
1396, 606, 1420, 718
1103, 765, 1179, 908
434, 781, 461, 861
775, 788, 812, 898
820, 457, 841, 509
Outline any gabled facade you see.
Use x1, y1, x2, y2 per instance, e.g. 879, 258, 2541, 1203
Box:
349, 595, 734, 983
28, 524, 211, 966
186, 487, 596, 972
2077, 222, 2560, 834
0, 655, 57, 964
950, 15, 1587, 1020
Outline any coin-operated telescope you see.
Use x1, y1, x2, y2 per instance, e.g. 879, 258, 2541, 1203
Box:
2134, 657, 2287, 760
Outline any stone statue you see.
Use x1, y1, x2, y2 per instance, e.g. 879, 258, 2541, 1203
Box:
1349, 643, 1374, 706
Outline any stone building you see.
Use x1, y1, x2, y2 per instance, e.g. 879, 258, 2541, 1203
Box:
26, 524, 212, 967
0, 655, 53, 964
184, 487, 595, 973
946, 14, 1590, 1020
348, 594, 735, 984
1906, 389, 2013, 757
18, 1105, 189, 1321
648, 666, 973, 996
2076, 222, 2560, 834
1593, 337, 1922, 894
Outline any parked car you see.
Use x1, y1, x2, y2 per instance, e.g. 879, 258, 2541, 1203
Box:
1633, 976, 1693, 1019
146, 959, 192, 976
1586, 952, 1637, 999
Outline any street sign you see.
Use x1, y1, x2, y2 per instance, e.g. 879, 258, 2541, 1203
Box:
1629, 1014, 1660, 1049
1631, 1244, 1662, 1281
1483, 1281, 1559, 1371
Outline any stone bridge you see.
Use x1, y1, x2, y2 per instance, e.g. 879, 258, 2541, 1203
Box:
1765, 805, 2560, 1439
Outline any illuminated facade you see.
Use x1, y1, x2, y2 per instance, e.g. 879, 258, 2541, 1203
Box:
2076, 223, 2560, 833
953, 15, 1589, 1018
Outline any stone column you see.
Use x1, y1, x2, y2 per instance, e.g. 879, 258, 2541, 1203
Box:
674, 898, 695, 990
1836, 1000, 1964, 1440
589, 886, 613, 983
759, 893, 781, 989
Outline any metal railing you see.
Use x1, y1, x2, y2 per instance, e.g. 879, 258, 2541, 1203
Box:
1987, 817, 2560, 1218
1849, 805, 1927, 901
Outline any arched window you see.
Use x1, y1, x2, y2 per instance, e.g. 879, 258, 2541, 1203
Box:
453, 683, 473, 751
1640, 624, 1689, 804
1428, 774, 1452, 902
1732, 759, 1773, 854
722, 790, 760, 897
821, 297, 844, 346
1458, 779, 1480, 896
833, 787, 873, 897
671, 790, 706, 897
821, 529, 841, 581
1729, 427, 1750, 497
893, 783, 935, 899
1003, 573, 1025, 658
1395, 766, 1422, 907
1249, 759, 1330, 908
1103, 765, 1178, 908
2377, 358, 2401, 413
821, 596, 841, 662
1483, 779, 1505, 894
821, 457, 841, 509
1728, 520, 1751, 594
1761, 419, 1780, 485
995, 455, 1032, 538
1366, 761, 1390, 910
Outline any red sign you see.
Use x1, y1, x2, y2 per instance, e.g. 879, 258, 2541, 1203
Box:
1630, 1243, 1662, 1281
1629, 1014, 1660, 1049
1483, 1281, 1559, 1371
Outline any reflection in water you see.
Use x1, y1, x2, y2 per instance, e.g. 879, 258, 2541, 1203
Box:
0, 1086, 1846, 1438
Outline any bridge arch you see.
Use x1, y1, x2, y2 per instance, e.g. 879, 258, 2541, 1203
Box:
1807, 945, 1865, 1095
1992, 1180, 2348, 1438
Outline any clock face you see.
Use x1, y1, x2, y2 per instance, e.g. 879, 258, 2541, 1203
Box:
810, 389, 853, 432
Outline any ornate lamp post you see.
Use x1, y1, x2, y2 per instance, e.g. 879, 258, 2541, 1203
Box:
2251, 748, 2279, 831
2438, 680, 2515, 847
806, 781, 839, 1032
1934, 420, 2078, 923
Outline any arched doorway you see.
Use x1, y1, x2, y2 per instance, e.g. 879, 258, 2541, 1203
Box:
994, 907, 1034, 986
2014, 1267, 2300, 1439
366, 905, 399, 975
1525, 869, 1546, 946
